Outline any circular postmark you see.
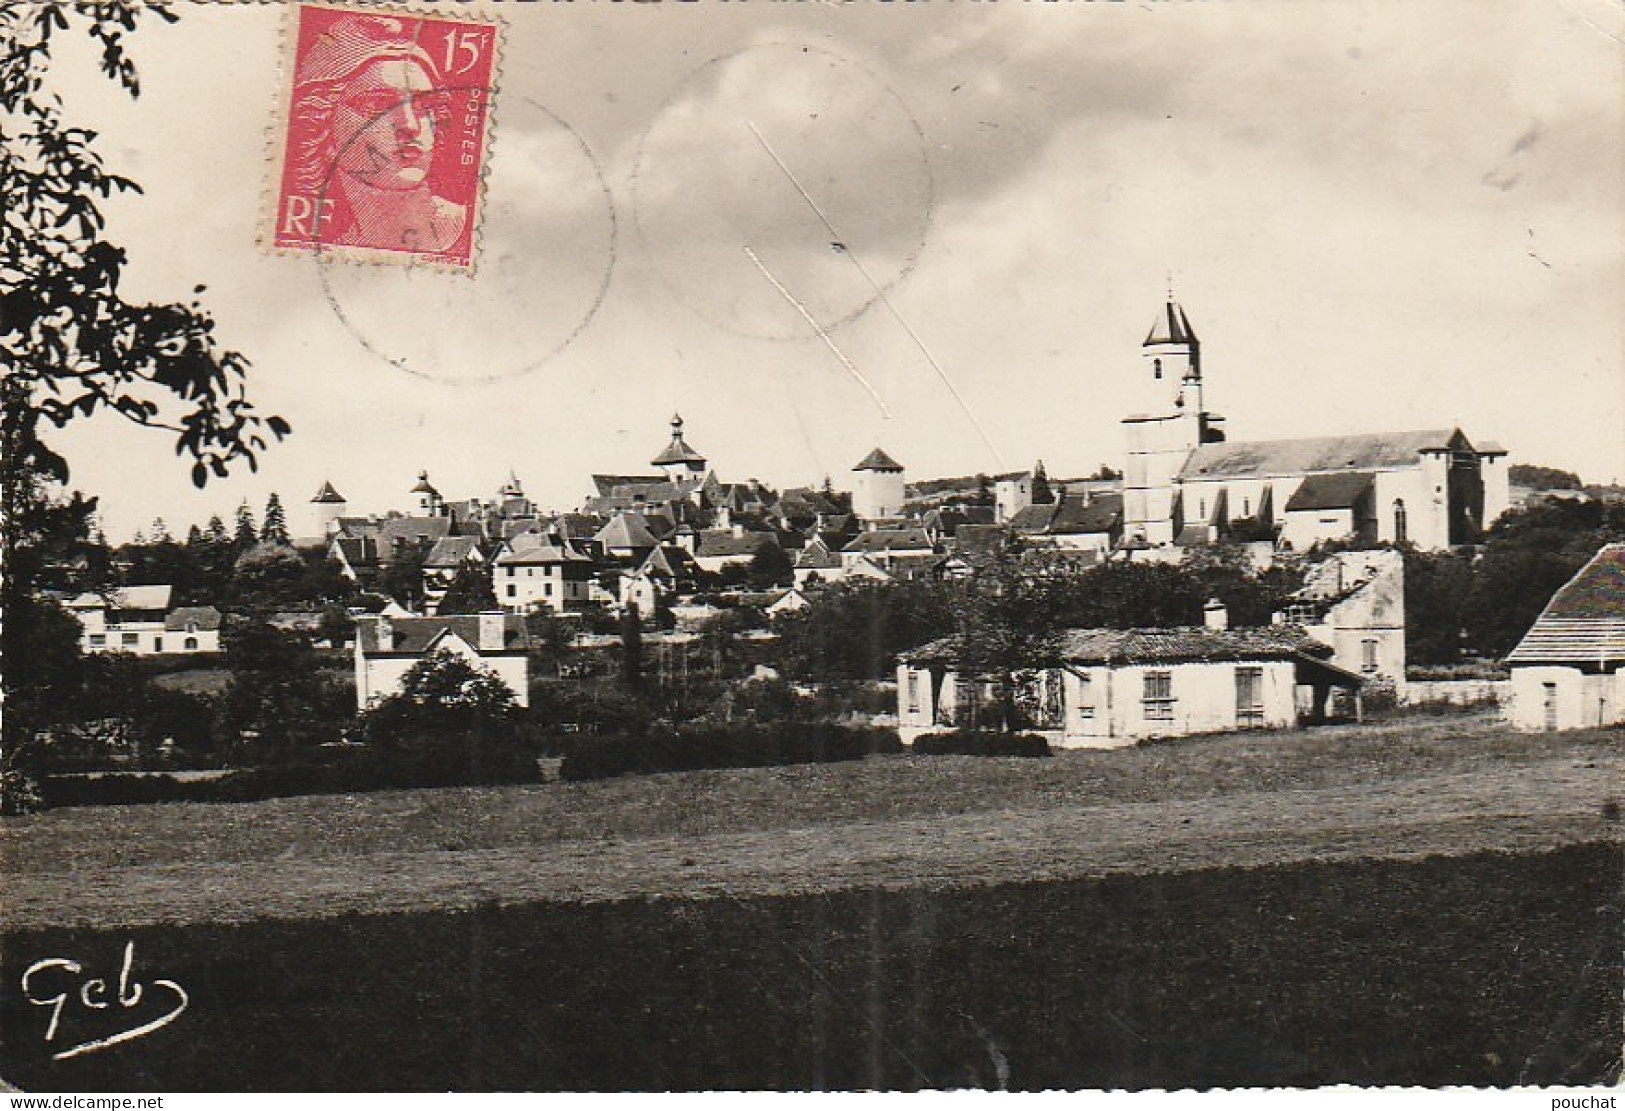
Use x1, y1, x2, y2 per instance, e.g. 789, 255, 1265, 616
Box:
311, 90, 617, 386
632, 43, 934, 343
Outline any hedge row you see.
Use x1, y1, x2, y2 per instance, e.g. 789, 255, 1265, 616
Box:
558, 723, 901, 782
39, 744, 539, 809
909, 730, 1051, 757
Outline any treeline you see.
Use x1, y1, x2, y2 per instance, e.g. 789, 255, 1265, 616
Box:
772, 546, 1304, 681
115, 495, 358, 611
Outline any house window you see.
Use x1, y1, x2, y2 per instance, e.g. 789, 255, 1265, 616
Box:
527, 568, 534, 577
184, 637, 199, 651
1361, 638, 1379, 674
122, 632, 139, 647
1235, 667, 1264, 727
1075, 674, 1094, 720
153, 636, 164, 653
906, 671, 921, 715
89, 634, 106, 647
1143, 671, 1175, 720
1153, 358, 1163, 380
1242, 497, 1251, 517
506, 584, 516, 598
1393, 500, 1408, 544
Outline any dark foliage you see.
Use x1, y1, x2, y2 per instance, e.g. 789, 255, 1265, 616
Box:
774, 580, 955, 680
558, 723, 902, 781
1405, 498, 1625, 663
910, 730, 1051, 757
436, 562, 498, 614
217, 621, 348, 757
1508, 463, 1583, 491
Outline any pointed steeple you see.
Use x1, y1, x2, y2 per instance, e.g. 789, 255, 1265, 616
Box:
1144, 300, 1199, 348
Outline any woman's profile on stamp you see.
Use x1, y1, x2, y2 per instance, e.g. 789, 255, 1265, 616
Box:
271, 7, 497, 268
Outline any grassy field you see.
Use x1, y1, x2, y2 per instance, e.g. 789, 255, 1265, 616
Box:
4, 712, 1621, 927
3, 712, 1620, 1090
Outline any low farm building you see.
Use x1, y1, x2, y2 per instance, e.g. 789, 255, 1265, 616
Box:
354, 612, 532, 709
897, 625, 1362, 748
1503, 543, 1625, 731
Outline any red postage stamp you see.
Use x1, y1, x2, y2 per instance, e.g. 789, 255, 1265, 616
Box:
268, 4, 499, 270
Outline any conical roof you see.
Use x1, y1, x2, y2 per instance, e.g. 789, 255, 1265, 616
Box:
311, 479, 346, 504
410, 470, 439, 495
853, 447, 903, 472
1144, 301, 1198, 347
651, 413, 707, 467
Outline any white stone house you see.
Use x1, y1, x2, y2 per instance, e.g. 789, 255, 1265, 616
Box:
493, 533, 595, 613
897, 625, 1361, 748
353, 612, 531, 709
840, 527, 936, 575
66, 586, 223, 655
1276, 549, 1407, 687
1503, 544, 1625, 731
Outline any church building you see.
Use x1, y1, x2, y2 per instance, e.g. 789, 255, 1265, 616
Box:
1121, 298, 1509, 553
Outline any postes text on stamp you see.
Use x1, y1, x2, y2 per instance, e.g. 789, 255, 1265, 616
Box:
269, 4, 498, 271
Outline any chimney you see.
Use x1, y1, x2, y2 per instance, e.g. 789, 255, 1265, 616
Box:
478, 611, 506, 652
1203, 597, 1228, 631
732, 522, 745, 539
374, 613, 394, 649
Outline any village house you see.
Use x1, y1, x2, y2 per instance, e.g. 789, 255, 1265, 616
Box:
1503, 543, 1625, 731
692, 527, 780, 574
493, 533, 595, 613
66, 585, 224, 656
1007, 490, 1123, 555
840, 527, 937, 575
793, 538, 845, 586
896, 616, 1362, 748
1275, 549, 1407, 687
353, 612, 532, 709
421, 535, 487, 613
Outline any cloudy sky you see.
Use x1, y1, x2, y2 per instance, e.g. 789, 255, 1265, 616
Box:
44, 0, 1625, 540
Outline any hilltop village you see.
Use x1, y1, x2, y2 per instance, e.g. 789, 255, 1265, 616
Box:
307, 298, 1512, 622
56, 299, 1625, 750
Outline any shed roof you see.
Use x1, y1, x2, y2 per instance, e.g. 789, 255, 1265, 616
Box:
842, 527, 934, 554
1284, 471, 1375, 512
694, 530, 779, 559
68, 584, 173, 611
164, 606, 223, 632
1506, 544, 1625, 665
424, 535, 484, 567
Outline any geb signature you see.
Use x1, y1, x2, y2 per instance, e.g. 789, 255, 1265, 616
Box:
21, 941, 188, 1060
